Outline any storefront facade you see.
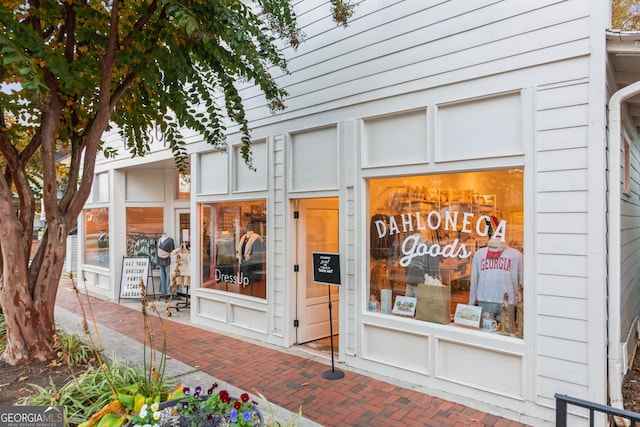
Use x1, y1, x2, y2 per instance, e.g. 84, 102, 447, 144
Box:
77, 2, 640, 425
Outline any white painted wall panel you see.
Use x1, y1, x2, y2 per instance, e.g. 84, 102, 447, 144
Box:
289, 127, 338, 191
436, 340, 523, 398
362, 109, 427, 168
362, 324, 430, 375
436, 93, 522, 162
234, 140, 268, 192
199, 151, 228, 195
230, 304, 268, 334
95, 173, 110, 202
125, 169, 164, 202
198, 298, 228, 323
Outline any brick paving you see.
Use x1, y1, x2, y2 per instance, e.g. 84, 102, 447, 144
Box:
55, 280, 530, 427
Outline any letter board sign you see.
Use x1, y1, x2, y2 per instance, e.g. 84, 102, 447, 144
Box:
119, 256, 151, 298
312, 252, 341, 285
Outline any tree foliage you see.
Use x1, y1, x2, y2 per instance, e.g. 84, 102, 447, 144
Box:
612, 0, 640, 30
0, 0, 353, 365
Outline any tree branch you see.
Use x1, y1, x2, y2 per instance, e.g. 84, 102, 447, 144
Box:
39, 71, 64, 228
120, 0, 160, 50
63, 1, 76, 63
0, 133, 36, 267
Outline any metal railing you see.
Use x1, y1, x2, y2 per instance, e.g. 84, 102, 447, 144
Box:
555, 393, 640, 426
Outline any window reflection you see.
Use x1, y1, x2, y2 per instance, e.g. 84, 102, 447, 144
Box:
84, 208, 109, 267
201, 200, 266, 299
368, 169, 524, 338
126, 207, 164, 270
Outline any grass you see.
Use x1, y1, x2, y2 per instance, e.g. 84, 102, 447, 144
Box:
55, 329, 95, 367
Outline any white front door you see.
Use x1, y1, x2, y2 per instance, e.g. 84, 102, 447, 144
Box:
295, 198, 339, 344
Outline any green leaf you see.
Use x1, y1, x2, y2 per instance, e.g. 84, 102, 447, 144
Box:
95, 413, 125, 427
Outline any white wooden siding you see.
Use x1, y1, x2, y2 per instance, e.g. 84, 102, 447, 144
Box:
236, 1, 591, 126
272, 134, 286, 337
344, 186, 357, 355
535, 79, 593, 404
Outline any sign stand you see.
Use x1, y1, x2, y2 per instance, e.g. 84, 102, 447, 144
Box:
322, 284, 344, 380
312, 252, 344, 381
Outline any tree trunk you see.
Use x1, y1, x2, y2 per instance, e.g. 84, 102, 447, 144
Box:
0, 229, 67, 365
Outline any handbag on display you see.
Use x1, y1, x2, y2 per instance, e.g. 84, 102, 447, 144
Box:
415, 281, 451, 325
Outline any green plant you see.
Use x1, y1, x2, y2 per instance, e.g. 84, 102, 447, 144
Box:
19, 358, 174, 426
54, 329, 95, 367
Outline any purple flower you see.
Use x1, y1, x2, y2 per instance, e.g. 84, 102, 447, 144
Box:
229, 409, 238, 423
242, 411, 252, 422
183, 386, 190, 396
194, 386, 202, 398
181, 401, 189, 410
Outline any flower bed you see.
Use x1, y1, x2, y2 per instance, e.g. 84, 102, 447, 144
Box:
129, 384, 264, 427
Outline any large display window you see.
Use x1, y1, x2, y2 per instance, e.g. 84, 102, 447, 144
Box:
200, 200, 266, 299
84, 208, 110, 268
368, 169, 524, 337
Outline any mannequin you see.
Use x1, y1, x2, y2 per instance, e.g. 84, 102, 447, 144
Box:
236, 222, 265, 286
156, 232, 175, 297
469, 237, 523, 324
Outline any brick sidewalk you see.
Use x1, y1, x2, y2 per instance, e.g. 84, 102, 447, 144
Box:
55, 280, 530, 427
